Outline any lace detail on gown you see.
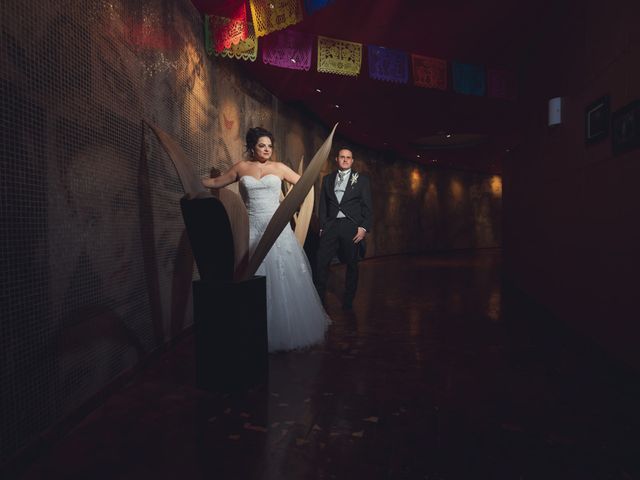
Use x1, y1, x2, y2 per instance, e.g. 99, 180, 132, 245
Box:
239, 174, 330, 352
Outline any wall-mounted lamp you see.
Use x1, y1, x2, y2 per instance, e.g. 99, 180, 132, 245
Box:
548, 97, 563, 126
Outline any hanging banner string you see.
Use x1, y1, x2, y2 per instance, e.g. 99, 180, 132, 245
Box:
205, 16, 258, 62
411, 54, 448, 90
452, 62, 486, 96
368, 45, 409, 84
207, 15, 248, 53
249, 0, 304, 38
263, 29, 313, 71
317, 35, 362, 76
201, 15, 515, 98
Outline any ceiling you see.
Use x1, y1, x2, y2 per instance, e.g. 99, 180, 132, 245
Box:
192, 0, 555, 174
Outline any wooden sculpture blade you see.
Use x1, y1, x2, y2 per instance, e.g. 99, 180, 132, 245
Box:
143, 119, 249, 275
144, 120, 207, 196
282, 157, 314, 246
240, 123, 338, 280
293, 156, 314, 246
295, 185, 314, 246
219, 189, 250, 277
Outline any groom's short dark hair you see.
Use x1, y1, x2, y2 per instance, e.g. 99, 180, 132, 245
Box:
336, 147, 354, 158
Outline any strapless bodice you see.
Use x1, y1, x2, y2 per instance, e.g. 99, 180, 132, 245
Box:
239, 174, 282, 222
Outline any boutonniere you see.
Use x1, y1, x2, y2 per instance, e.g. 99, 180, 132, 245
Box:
350, 172, 359, 186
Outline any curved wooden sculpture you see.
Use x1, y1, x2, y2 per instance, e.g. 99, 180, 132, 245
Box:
238, 123, 337, 280
218, 189, 250, 278
292, 158, 314, 246
281, 157, 314, 247
143, 120, 249, 277
145, 121, 206, 195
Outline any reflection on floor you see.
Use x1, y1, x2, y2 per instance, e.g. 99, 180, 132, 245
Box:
19, 250, 640, 479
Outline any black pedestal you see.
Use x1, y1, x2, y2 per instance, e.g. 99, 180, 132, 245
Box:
180, 197, 234, 284
193, 276, 268, 392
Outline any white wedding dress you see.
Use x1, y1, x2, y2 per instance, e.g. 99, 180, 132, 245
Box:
239, 174, 330, 352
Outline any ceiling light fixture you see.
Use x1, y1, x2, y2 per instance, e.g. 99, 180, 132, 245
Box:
445, 134, 452, 138
315, 88, 322, 93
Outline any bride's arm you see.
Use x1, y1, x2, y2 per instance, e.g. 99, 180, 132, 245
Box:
202, 164, 240, 189
278, 163, 301, 185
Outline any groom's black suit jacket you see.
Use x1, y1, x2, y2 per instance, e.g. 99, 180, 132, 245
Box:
318, 170, 373, 233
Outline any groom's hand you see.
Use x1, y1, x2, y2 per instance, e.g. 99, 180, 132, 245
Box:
353, 227, 367, 243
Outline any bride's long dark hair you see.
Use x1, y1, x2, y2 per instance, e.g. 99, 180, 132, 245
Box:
245, 127, 275, 157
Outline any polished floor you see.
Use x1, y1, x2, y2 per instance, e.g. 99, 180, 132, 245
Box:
19, 250, 640, 479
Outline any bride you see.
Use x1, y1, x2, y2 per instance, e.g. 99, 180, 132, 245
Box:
202, 127, 330, 352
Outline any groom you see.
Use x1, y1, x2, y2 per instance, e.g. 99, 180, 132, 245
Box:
315, 148, 373, 310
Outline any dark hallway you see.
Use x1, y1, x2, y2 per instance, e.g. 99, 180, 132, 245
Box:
17, 251, 640, 479
2, 0, 640, 478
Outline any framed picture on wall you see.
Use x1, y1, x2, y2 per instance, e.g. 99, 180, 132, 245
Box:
585, 95, 609, 144
612, 100, 640, 155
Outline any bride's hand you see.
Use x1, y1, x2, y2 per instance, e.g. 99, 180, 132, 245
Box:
201, 167, 223, 189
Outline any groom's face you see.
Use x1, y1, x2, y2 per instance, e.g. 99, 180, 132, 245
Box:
336, 149, 354, 171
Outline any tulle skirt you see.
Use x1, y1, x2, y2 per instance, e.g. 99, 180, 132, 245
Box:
251, 223, 330, 352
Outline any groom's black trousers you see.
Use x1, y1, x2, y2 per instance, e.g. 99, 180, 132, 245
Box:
315, 218, 359, 304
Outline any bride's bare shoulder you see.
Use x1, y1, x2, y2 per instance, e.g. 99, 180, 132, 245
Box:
271, 160, 286, 171
234, 160, 252, 172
